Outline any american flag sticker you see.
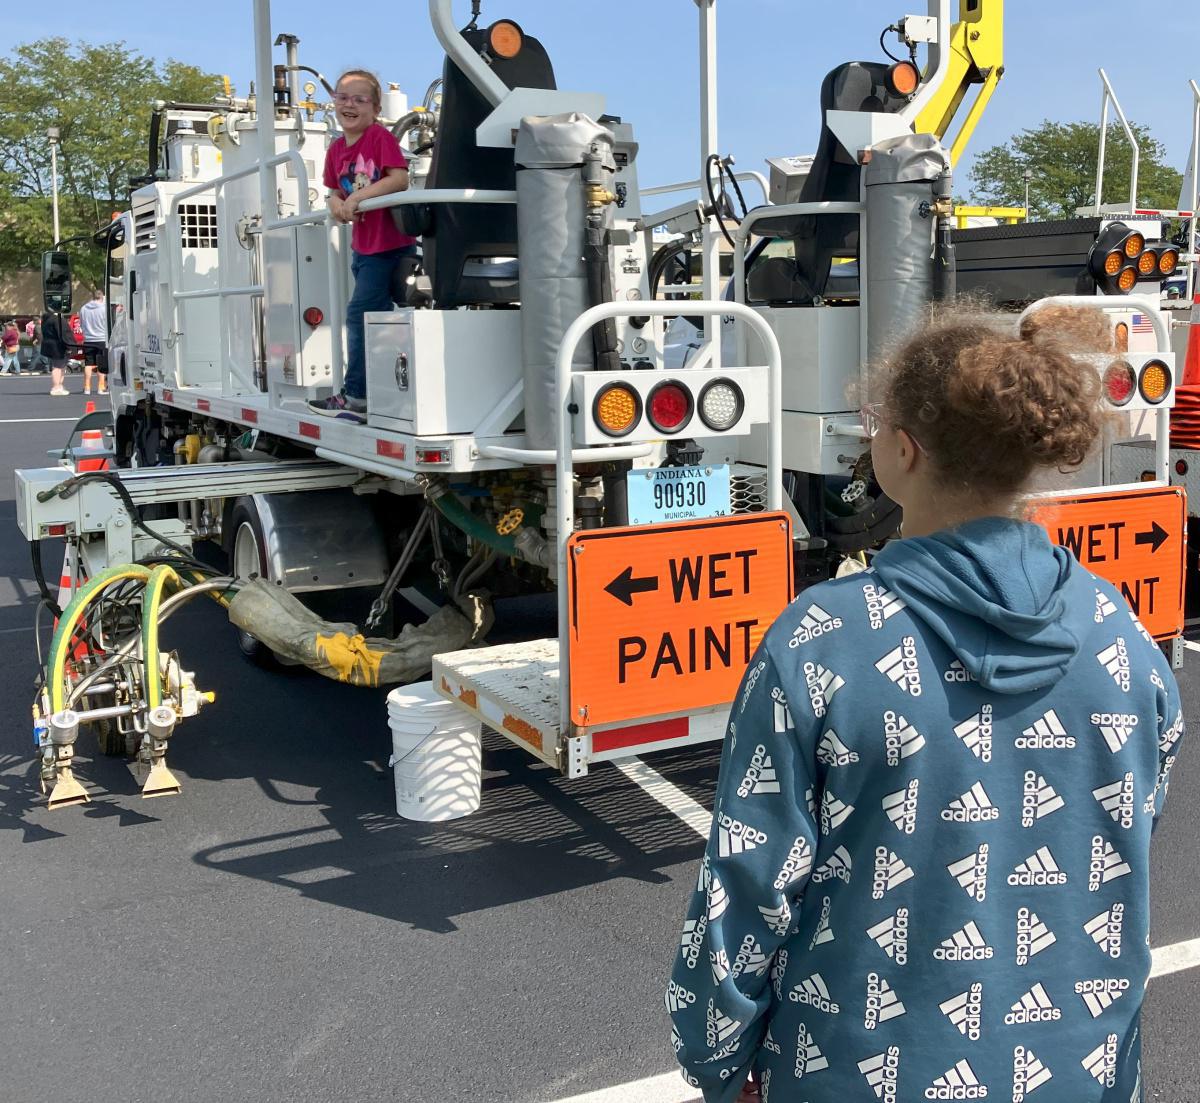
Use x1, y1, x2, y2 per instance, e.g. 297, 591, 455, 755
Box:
1132, 313, 1154, 334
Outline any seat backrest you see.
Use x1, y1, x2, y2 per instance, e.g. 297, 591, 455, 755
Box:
416, 25, 556, 308
751, 61, 908, 305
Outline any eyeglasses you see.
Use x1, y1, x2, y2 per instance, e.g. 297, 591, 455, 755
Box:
333, 93, 373, 106
860, 401, 929, 455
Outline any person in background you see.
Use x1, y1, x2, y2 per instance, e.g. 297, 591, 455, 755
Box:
78, 288, 109, 396
307, 68, 416, 424
1, 321, 20, 374
41, 312, 70, 396
24, 318, 48, 373
668, 310, 1183, 1102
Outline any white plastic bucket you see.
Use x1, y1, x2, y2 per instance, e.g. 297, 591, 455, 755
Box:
387, 682, 482, 822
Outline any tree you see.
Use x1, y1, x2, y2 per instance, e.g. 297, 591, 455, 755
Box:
969, 120, 1185, 221
0, 39, 222, 288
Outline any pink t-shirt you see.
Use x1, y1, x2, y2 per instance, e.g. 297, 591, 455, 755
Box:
324, 123, 415, 255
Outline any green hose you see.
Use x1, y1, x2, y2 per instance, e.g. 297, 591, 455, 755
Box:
428, 491, 543, 557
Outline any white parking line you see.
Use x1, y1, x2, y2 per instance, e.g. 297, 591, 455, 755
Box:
0, 417, 80, 424
613, 756, 711, 840
1151, 937, 1200, 979
546, 1070, 695, 1103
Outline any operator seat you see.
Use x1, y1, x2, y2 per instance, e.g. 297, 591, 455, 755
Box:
746, 62, 909, 305
396, 24, 556, 308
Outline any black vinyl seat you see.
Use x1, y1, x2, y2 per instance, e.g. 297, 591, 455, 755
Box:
397, 25, 556, 308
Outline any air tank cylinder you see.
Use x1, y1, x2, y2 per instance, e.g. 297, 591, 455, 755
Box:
863, 133, 951, 367
515, 113, 615, 450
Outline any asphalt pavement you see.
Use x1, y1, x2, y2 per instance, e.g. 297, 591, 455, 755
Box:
0, 375, 1197, 1102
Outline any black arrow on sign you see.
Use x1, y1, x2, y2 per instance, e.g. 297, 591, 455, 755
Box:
605, 566, 660, 606
1135, 521, 1168, 554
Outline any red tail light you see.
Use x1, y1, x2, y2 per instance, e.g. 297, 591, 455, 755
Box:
303, 307, 324, 327
647, 381, 693, 433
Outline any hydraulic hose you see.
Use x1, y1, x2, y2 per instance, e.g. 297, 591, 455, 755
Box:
427, 492, 517, 557
141, 565, 184, 710
47, 565, 153, 712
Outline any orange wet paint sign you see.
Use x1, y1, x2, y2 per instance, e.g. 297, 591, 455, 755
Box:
1027, 484, 1187, 640
567, 512, 793, 728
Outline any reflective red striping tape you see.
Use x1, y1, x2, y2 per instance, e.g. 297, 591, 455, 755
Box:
196, 398, 211, 411
298, 421, 321, 440
241, 408, 259, 424
162, 388, 174, 403
376, 439, 406, 459
591, 717, 689, 753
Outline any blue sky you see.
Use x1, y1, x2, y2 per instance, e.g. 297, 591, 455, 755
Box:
15, 1, 1200, 203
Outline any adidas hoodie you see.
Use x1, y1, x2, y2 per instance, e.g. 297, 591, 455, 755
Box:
669, 518, 1183, 1103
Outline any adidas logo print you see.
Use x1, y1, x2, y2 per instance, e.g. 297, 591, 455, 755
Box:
789, 972, 841, 1014
817, 729, 859, 766
1084, 903, 1125, 959
1161, 711, 1184, 754
820, 790, 854, 833
1005, 983, 1060, 1024
859, 1046, 901, 1102
955, 704, 994, 761
707, 873, 728, 920
803, 661, 844, 718
811, 845, 852, 884
934, 920, 993, 962
705, 997, 741, 1047
1082, 1034, 1118, 1088
876, 636, 923, 696
1020, 772, 1063, 827
948, 844, 989, 901
1097, 637, 1131, 692
864, 582, 906, 630
773, 836, 813, 891
1093, 773, 1135, 829
1015, 908, 1056, 965
872, 847, 915, 899
1075, 977, 1130, 1018
939, 982, 983, 1040
737, 745, 781, 798
771, 686, 791, 734
809, 895, 834, 949
1152, 668, 1166, 691
665, 979, 695, 1012
883, 779, 919, 835
1088, 835, 1132, 891
758, 900, 791, 937
763, 1027, 780, 1055
1095, 589, 1118, 623
680, 915, 707, 969
670, 1026, 683, 1055
739, 659, 766, 714
731, 934, 771, 979
943, 781, 999, 823
1091, 710, 1138, 753
1016, 709, 1074, 749
884, 710, 925, 766
1012, 1046, 1053, 1100
867, 907, 909, 965
944, 658, 976, 683
716, 811, 768, 857
924, 1058, 987, 1100
805, 786, 816, 817
789, 603, 844, 646
710, 949, 730, 985
864, 973, 906, 1029
1007, 846, 1066, 887
794, 1022, 830, 1078
771, 948, 788, 1001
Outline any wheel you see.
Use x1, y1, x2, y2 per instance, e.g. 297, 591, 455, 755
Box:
228, 497, 277, 666
94, 717, 125, 756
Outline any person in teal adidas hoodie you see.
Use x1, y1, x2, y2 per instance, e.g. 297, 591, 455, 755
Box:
668, 312, 1184, 1103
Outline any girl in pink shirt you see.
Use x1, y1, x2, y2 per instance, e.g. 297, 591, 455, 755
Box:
309, 69, 416, 422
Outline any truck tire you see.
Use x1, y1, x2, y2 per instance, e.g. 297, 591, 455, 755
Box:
228, 497, 276, 666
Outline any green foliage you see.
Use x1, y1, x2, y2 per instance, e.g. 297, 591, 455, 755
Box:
969, 120, 1185, 220
0, 39, 221, 287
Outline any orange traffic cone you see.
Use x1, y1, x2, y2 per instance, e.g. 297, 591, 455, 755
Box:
54, 546, 90, 662
77, 399, 109, 472
1182, 293, 1200, 387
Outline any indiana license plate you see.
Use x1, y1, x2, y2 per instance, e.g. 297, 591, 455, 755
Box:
627, 464, 731, 526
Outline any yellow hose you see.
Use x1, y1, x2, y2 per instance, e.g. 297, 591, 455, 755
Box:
141, 565, 184, 709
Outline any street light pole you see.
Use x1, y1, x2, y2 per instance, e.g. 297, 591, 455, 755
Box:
47, 126, 61, 245
1023, 167, 1032, 221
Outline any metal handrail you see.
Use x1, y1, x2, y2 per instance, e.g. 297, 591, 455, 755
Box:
1094, 69, 1140, 215
551, 299, 783, 733
641, 171, 770, 207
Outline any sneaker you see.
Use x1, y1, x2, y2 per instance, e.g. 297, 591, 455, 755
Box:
306, 392, 366, 423
50, 388, 70, 396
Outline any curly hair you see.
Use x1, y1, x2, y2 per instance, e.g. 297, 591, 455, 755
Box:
881, 308, 1106, 496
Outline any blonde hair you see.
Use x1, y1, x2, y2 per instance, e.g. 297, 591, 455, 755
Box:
335, 69, 382, 107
